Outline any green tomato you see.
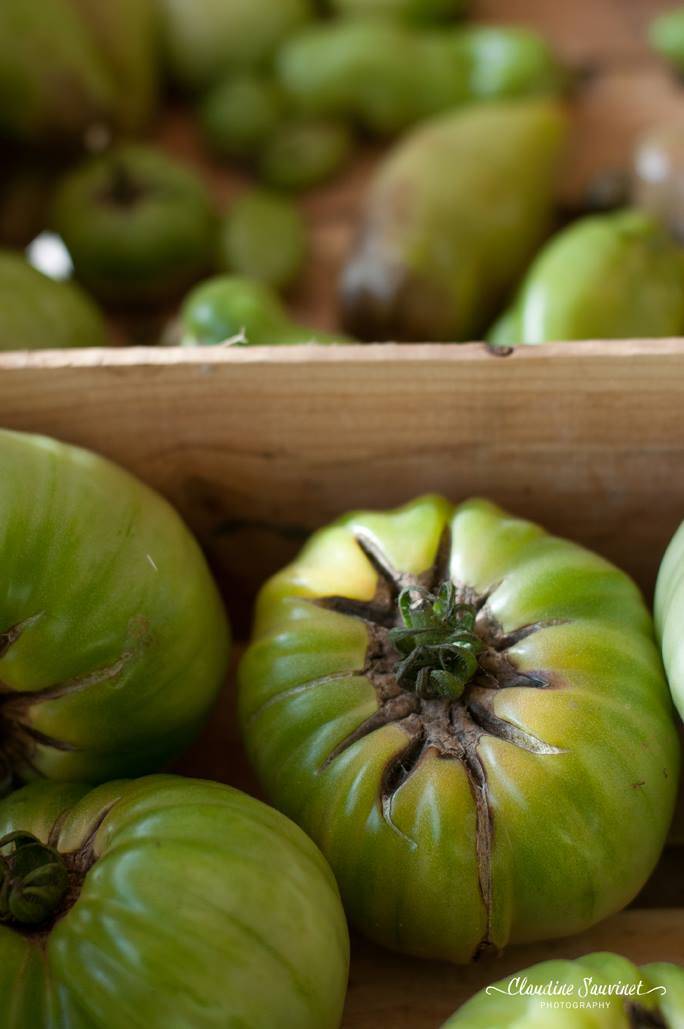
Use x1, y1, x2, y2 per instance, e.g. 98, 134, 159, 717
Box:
341, 100, 567, 341
442, 952, 684, 1026
239, 495, 678, 962
199, 74, 285, 160
157, 0, 314, 93
0, 429, 229, 784
216, 190, 307, 291
51, 145, 217, 306
655, 520, 684, 721
0, 775, 349, 1027
276, 22, 562, 137
0, 251, 106, 350
488, 210, 684, 345
330, 0, 467, 20
180, 275, 350, 345
650, 6, 684, 72
259, 119, 354, 191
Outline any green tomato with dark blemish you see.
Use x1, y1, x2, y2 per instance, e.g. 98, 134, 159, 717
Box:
488, 210, 684, 345
239, 495, 679, 962
180, 275, 351, 345
0, 775, 349, 1028
341, 100, 567, 341
0, 429, 230, 784
442, 952, 684, 1026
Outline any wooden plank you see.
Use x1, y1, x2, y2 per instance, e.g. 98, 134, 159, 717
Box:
342, 910, 684, 1028
1, 342, 683, 620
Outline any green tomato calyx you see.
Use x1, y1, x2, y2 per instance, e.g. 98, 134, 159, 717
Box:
389, 583, 483, 700
0, 831, 69, 926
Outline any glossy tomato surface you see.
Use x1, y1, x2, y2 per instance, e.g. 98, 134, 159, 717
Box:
239, 496, 679, 962
442, 951, 684, 1026
0, 430, 229, 783
655, 519, 684, 720
0, 775, 349, 1028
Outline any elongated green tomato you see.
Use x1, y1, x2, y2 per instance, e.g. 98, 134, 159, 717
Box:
488, 209, 684, 345
0, 775, 349, 1028
442, 952, 684, 1026
341, 100, 567, 341
655, 521, 684, 720
180, 275, 351, 345
276, 22, 562, 136
239, 495, 678, 962
0, 430, 230, 783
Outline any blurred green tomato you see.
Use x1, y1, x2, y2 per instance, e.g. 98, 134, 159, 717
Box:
488, 210, 684, 345
0, 429, 229, 783
330, 0, 466, 20
443, 952, 684, 1026
651, 6, 684, 72
199, 74, 285, 160
216, 190, 307, 291
341, 100, 567, 341
0, 775, 349, 1028
0, 251, 106, 350
157, 0, 314, 92
51, 145, 217, 306
239, 495, 678, 962
259, 119, 354, 191
656, 520, 684, 720
180, 275, 350, 345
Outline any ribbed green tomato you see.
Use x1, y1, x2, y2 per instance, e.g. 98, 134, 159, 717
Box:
442, 952, 684, 1026
655, 520, 684, 720
0, 775, 349, 1028
239, 496, 679, 962
0, 430, 230, 784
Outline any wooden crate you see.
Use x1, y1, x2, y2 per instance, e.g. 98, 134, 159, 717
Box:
3, 0, 684, 1024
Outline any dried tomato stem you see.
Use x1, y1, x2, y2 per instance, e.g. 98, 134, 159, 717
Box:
0, 831, 68, 926
389, 583, 483, 700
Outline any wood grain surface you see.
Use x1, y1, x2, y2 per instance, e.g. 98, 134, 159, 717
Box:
341, 911, 684, 1028
1, 341, 683, 628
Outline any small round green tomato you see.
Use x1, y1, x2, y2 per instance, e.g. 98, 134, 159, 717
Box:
51, 145, 217, 306
655, 520, 684, 720
259, 119, 354, 191
180, 274, 350, 345
0, 251, 106, 350
239, 495, 679, 962
199, 73, 285, 160
442, 952, 684, 1026
216, 189, 307, 291
650, 6, 684, 72
0, 429, 230, 784
0, 775, 349, 1028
